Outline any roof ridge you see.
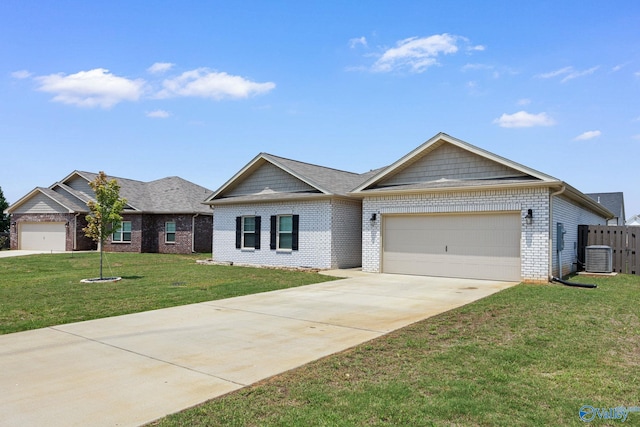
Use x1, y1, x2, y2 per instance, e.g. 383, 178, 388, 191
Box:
262, 152, 363, 176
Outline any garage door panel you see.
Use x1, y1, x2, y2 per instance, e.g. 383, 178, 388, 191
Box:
19, 223, 66, 251
382, 213, 521, 281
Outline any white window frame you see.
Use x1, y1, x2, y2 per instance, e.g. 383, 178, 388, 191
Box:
165, 221, 176, 244
242, 216, 256, 249
112, 221, 132, 243
277, 214, 293, 251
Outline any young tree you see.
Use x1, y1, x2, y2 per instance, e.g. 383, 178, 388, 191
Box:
83, 172, 127, 279
0, 185, 9, 233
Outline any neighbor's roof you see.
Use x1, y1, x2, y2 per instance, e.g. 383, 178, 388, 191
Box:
586, 192, 625, 220
7, 171, 214, 215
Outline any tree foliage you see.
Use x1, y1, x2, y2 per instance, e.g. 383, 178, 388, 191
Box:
83, 172, 127, 279
0, 186, 9, 233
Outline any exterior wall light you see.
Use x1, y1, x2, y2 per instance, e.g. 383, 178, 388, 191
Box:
370, 213, 377, 222
525, 209, 533, 225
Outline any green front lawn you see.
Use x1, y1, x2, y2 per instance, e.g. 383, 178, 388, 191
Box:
0, 252, 336, 334
151, 274, 640, 426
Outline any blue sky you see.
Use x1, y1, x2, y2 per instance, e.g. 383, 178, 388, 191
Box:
2, 1, 639, 217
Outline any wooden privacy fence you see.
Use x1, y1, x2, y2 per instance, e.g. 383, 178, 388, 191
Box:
578, 225, 640, 275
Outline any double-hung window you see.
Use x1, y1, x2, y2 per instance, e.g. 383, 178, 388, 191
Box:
165, 221, 176, 243
235, 216, 261, 250
270, 214, 299, 251
112, 221, 132, 243
277, 215, 293, 250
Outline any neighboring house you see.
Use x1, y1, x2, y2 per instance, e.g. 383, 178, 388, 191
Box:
586, 192, 625, 225
6, 171, 214, 254
627, 214, 640, 226
207, 133, 612, 283
204, 153, 380, 270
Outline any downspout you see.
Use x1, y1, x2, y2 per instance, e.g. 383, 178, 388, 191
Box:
191, 213, 199, 253
73, 213, 80, 250
549, 185, 566, 281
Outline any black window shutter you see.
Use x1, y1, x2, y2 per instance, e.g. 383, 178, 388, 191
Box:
270, 215, 277, 250
254, 216, 261, 250
235, 217, 241, 249
292, 215, 299, 251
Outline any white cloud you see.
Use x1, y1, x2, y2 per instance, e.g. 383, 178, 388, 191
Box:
461, 63, 493, 71
11, 70, 32, 79
536, 66, 573, 79
146, 109, 170, 118
493, 111, 556, 128
517, 98, 531, 106
372, 34, 461, 73
561, 66, 599, 82
536, 65, 599, 82
632, 134, 640, 140
147, 62, 175, 74
635, 71, 640, 77
349, 36, 367, 48
573, 130, 601, 141
35, 68, 145, 108
468, 44, 486, 52
156, 68, 275, 100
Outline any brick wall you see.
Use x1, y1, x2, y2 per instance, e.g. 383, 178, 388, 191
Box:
105, 214, 213, 254
10, 213, 77, 251
362, 187, 551, 283
331, 199, 362, 268
213, 199, 338, 269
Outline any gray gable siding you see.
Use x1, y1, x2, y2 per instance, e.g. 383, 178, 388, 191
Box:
225, 162, 317, 197
381, 143, 527, 186
13, 193, 68, 214
66, 176, 94, 199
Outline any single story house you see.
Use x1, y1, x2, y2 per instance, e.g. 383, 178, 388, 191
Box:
7, 171, 214, 254
586, 192, 625, 225
206, 133, 612, 283
627, 214, 640, 226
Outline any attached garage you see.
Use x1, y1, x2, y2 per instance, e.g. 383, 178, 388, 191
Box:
18, 222, 67, 251
382, 212, 521, 281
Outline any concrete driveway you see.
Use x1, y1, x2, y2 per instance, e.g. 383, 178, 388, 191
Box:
0, 271, 516, 427
0, 250, 65, 258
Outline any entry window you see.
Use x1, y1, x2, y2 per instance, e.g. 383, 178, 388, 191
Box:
242, 216, 256, 249
112, 221, 132, 242
277, 215, 293, 250
165, 221, 176, 243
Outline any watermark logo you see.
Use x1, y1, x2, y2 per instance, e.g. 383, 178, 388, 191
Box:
579, 405, 640, 422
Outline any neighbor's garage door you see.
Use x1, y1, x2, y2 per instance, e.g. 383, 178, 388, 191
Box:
382, 213, 521, 281
18, 222, 66, 251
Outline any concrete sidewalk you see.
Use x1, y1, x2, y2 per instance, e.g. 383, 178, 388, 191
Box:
1, 272, 516, 427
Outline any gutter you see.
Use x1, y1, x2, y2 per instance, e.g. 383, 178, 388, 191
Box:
73, 212, 81, 250
549, 185, 566, 280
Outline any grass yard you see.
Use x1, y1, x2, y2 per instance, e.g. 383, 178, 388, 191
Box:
0, 252, 336, 334
150, 274, 640, 427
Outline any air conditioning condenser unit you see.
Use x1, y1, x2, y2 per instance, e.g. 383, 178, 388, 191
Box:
585, 245, 613, 273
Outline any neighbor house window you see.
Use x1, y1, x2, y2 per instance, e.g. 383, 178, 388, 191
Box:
270, 215, 299, 251
165, 221, 176, 243
235, 216, 261, 250
112, 221, 131, 243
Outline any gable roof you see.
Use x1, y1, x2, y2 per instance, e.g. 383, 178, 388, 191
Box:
585, 192, 625, 221
353, 132, 559, 194
7, 171, 214, 215
205, 153, 380, 205
351, 132, 612, 219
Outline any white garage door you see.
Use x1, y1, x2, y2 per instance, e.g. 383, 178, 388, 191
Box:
19, 222, 66, 251
383, 213, 521, 281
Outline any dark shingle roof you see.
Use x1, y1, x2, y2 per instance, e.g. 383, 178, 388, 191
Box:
586, 192, 625, 221
61, 171, 213, 214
